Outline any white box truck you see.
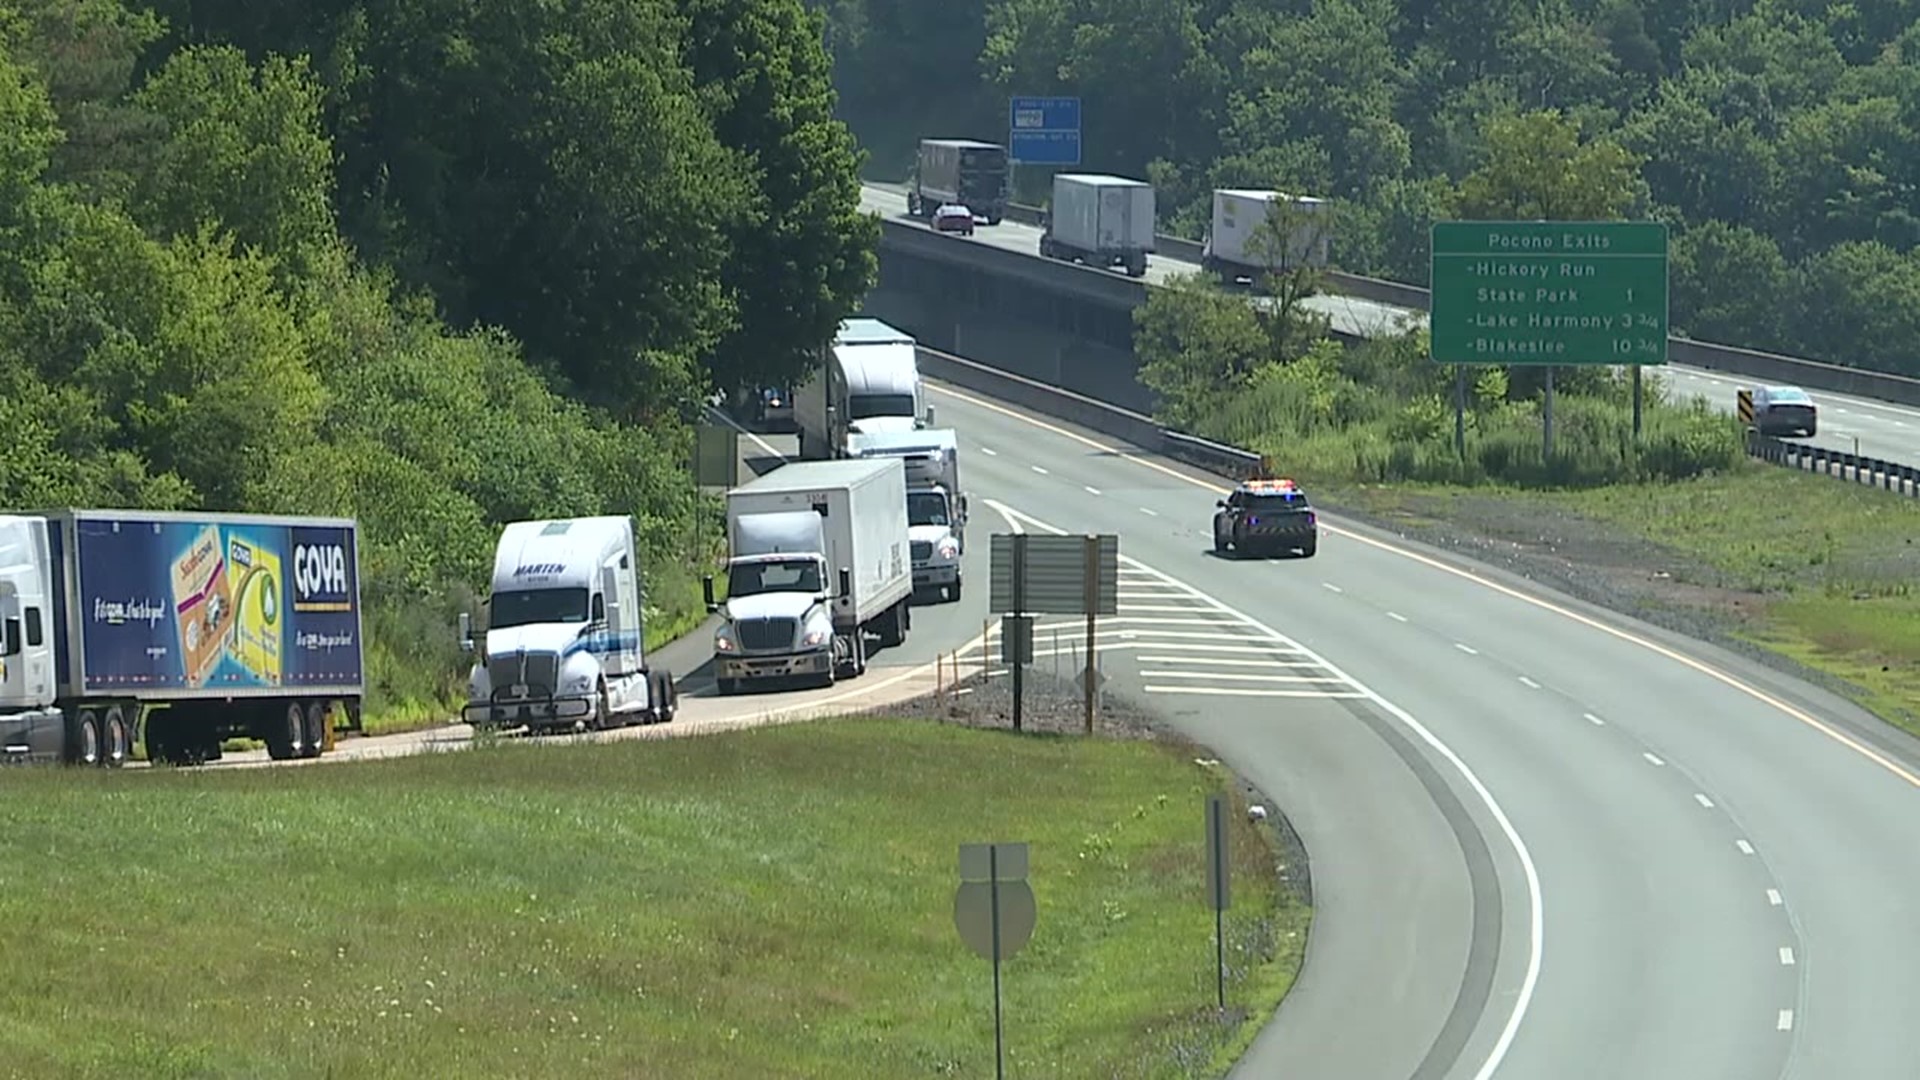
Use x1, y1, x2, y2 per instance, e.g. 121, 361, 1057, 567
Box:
850, 428, 967, 602
0, 509, 365, 767
1202, 188, 1332, 284
457, 515, 677, 734
703, 458, 913, 692
794, 318, 932, 460
1039, 174, 1155, 278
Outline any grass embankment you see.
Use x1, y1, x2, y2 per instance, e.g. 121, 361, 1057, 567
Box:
7, 720, 1303, 1078
1323, 464, 1920, 736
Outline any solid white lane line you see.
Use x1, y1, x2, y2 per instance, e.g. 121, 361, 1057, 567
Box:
980, 496, 1544, 1080
1137, 656, 1326, 668
1142, 686, 1370, 698
1140, 671, 1351, 683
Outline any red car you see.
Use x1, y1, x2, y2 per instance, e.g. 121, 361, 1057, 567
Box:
933, 203, 975, 236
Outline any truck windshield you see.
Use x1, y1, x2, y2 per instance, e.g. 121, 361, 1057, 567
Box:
490, 587, 589, 628
850, 393, 916, 420
729, 558, 823, 598
907, 491, 950, 526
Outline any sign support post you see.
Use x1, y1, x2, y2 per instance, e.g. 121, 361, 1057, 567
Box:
1205, 793, 1231, 1010
1011, 533, 1028, 731
1082, 533, 1099, 734
954, 843, 1036, 1080
1545, 365, 1556, 459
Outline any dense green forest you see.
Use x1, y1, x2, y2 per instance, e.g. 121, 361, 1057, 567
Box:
0, 0, 875, 724
818, 0, 1920, 378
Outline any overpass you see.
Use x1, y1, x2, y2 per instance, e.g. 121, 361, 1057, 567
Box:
856, 183, 1920, 471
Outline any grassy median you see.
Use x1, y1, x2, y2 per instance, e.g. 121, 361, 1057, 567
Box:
3, 719, 1303, 1079
1325, 462, 1920, 735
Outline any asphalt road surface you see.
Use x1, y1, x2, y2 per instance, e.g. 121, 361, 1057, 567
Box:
860, 183, 1920, 467
925, 378, 1920, 1079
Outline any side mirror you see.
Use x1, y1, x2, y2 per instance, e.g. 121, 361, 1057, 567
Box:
2, 617, 18, 657
590, 593, 606, 623
702, 575, 719, 613
457, 612, 474, 653
924, 404, 936, 427
1216, 500, 1229, 509
959, 493, 969, 519
838, 567, 852, 600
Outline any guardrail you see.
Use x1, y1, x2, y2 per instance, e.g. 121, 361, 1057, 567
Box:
1746, 433, 1920, 497
916, 337, 1920, 501
987, 198, 1920, 408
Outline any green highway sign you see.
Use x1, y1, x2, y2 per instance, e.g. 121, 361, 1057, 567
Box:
1429, 221, 1668, 366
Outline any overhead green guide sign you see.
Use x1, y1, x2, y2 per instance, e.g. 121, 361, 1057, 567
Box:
1429, 221, 1669, 366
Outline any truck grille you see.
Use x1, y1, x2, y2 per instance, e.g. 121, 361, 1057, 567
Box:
488, 650, 560, 698
736, 617, 797, 652
910, 540, 933, 562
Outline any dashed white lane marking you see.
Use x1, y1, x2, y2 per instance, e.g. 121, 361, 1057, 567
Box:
1737, 840, 1756, 855
1030, 464, 1049, 474
979, 446, 996, 455
1388, 611, 1409, 622
1694, 793, 1715, 809
1643, 752, 1666, 766
1767, 889, 1783, 906
1455, 643, 1478, 655
1084, 485, 1102, 495
1778, 1010, 1794, 1031
1583, 712, 1605, 725
1138, 655, 1325, 669
1141, 670, 1353, 684
1139, 506, 1158, 516
1518, 676, 1541, 689
1779, 947, 1796, 966
1322, 582, 1343, 593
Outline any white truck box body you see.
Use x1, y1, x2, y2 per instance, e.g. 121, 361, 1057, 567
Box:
1051, 174, 1156, 255
848, 428, 967, 594
1207, 189, 1331, 272
725, 458, 911, 629
794, 318, 925, 457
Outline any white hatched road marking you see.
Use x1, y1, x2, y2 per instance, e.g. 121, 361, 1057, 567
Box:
986, 502, 1376, 701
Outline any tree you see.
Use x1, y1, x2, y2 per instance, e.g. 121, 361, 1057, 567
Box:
1453, 109, 1646, 220
1133, 274, 1270, 430
1669, 220, 1791, 347
681, 0, 879, 397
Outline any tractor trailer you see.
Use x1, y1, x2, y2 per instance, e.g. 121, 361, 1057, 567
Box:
1039, 174, 1155, 277
0, 509, 365, 767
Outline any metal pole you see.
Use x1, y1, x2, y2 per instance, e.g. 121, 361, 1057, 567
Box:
1544, 366, 1556, 460
1632, 364, 1643, 438
1215, 905, 1226, 1010
1011, 534, 1028, 732
990, 846, 1005, 1080
1083, 534, 1098, 735
1454, 363, 1466, 458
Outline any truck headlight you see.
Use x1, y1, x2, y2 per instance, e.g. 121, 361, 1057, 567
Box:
563, 672, 595, 694
715, 632, 737, 652
802, 626, 829, 647
937, 539, 960, 559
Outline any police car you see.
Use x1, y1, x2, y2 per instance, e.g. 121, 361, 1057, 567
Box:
1213, 477, 1318, 558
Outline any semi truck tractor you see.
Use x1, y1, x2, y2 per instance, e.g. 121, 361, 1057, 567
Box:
794, 318, 932, 460
0, 509, 365, 767
907, 138, 1009, 225
851, 428, 968, 603
1039, 173, 1155, 277
704, 458, 913, 693
1201, 188, 1331, 285
458, 515, 676, 734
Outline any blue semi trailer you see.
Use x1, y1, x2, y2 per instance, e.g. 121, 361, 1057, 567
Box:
0, 509, 365, 767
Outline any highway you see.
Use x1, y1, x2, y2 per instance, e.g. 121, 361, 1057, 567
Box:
918, 377, 1920, 1078
859, 183, 1920, 466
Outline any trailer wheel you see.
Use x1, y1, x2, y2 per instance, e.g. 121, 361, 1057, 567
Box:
102, 705, 131, 769
266, 702, 306, 761
650, 672, 676, 723
66, 709, 103, 767
302, 701, 327, 757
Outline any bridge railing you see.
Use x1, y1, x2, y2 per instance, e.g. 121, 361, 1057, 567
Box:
985, 198, 1920, 408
